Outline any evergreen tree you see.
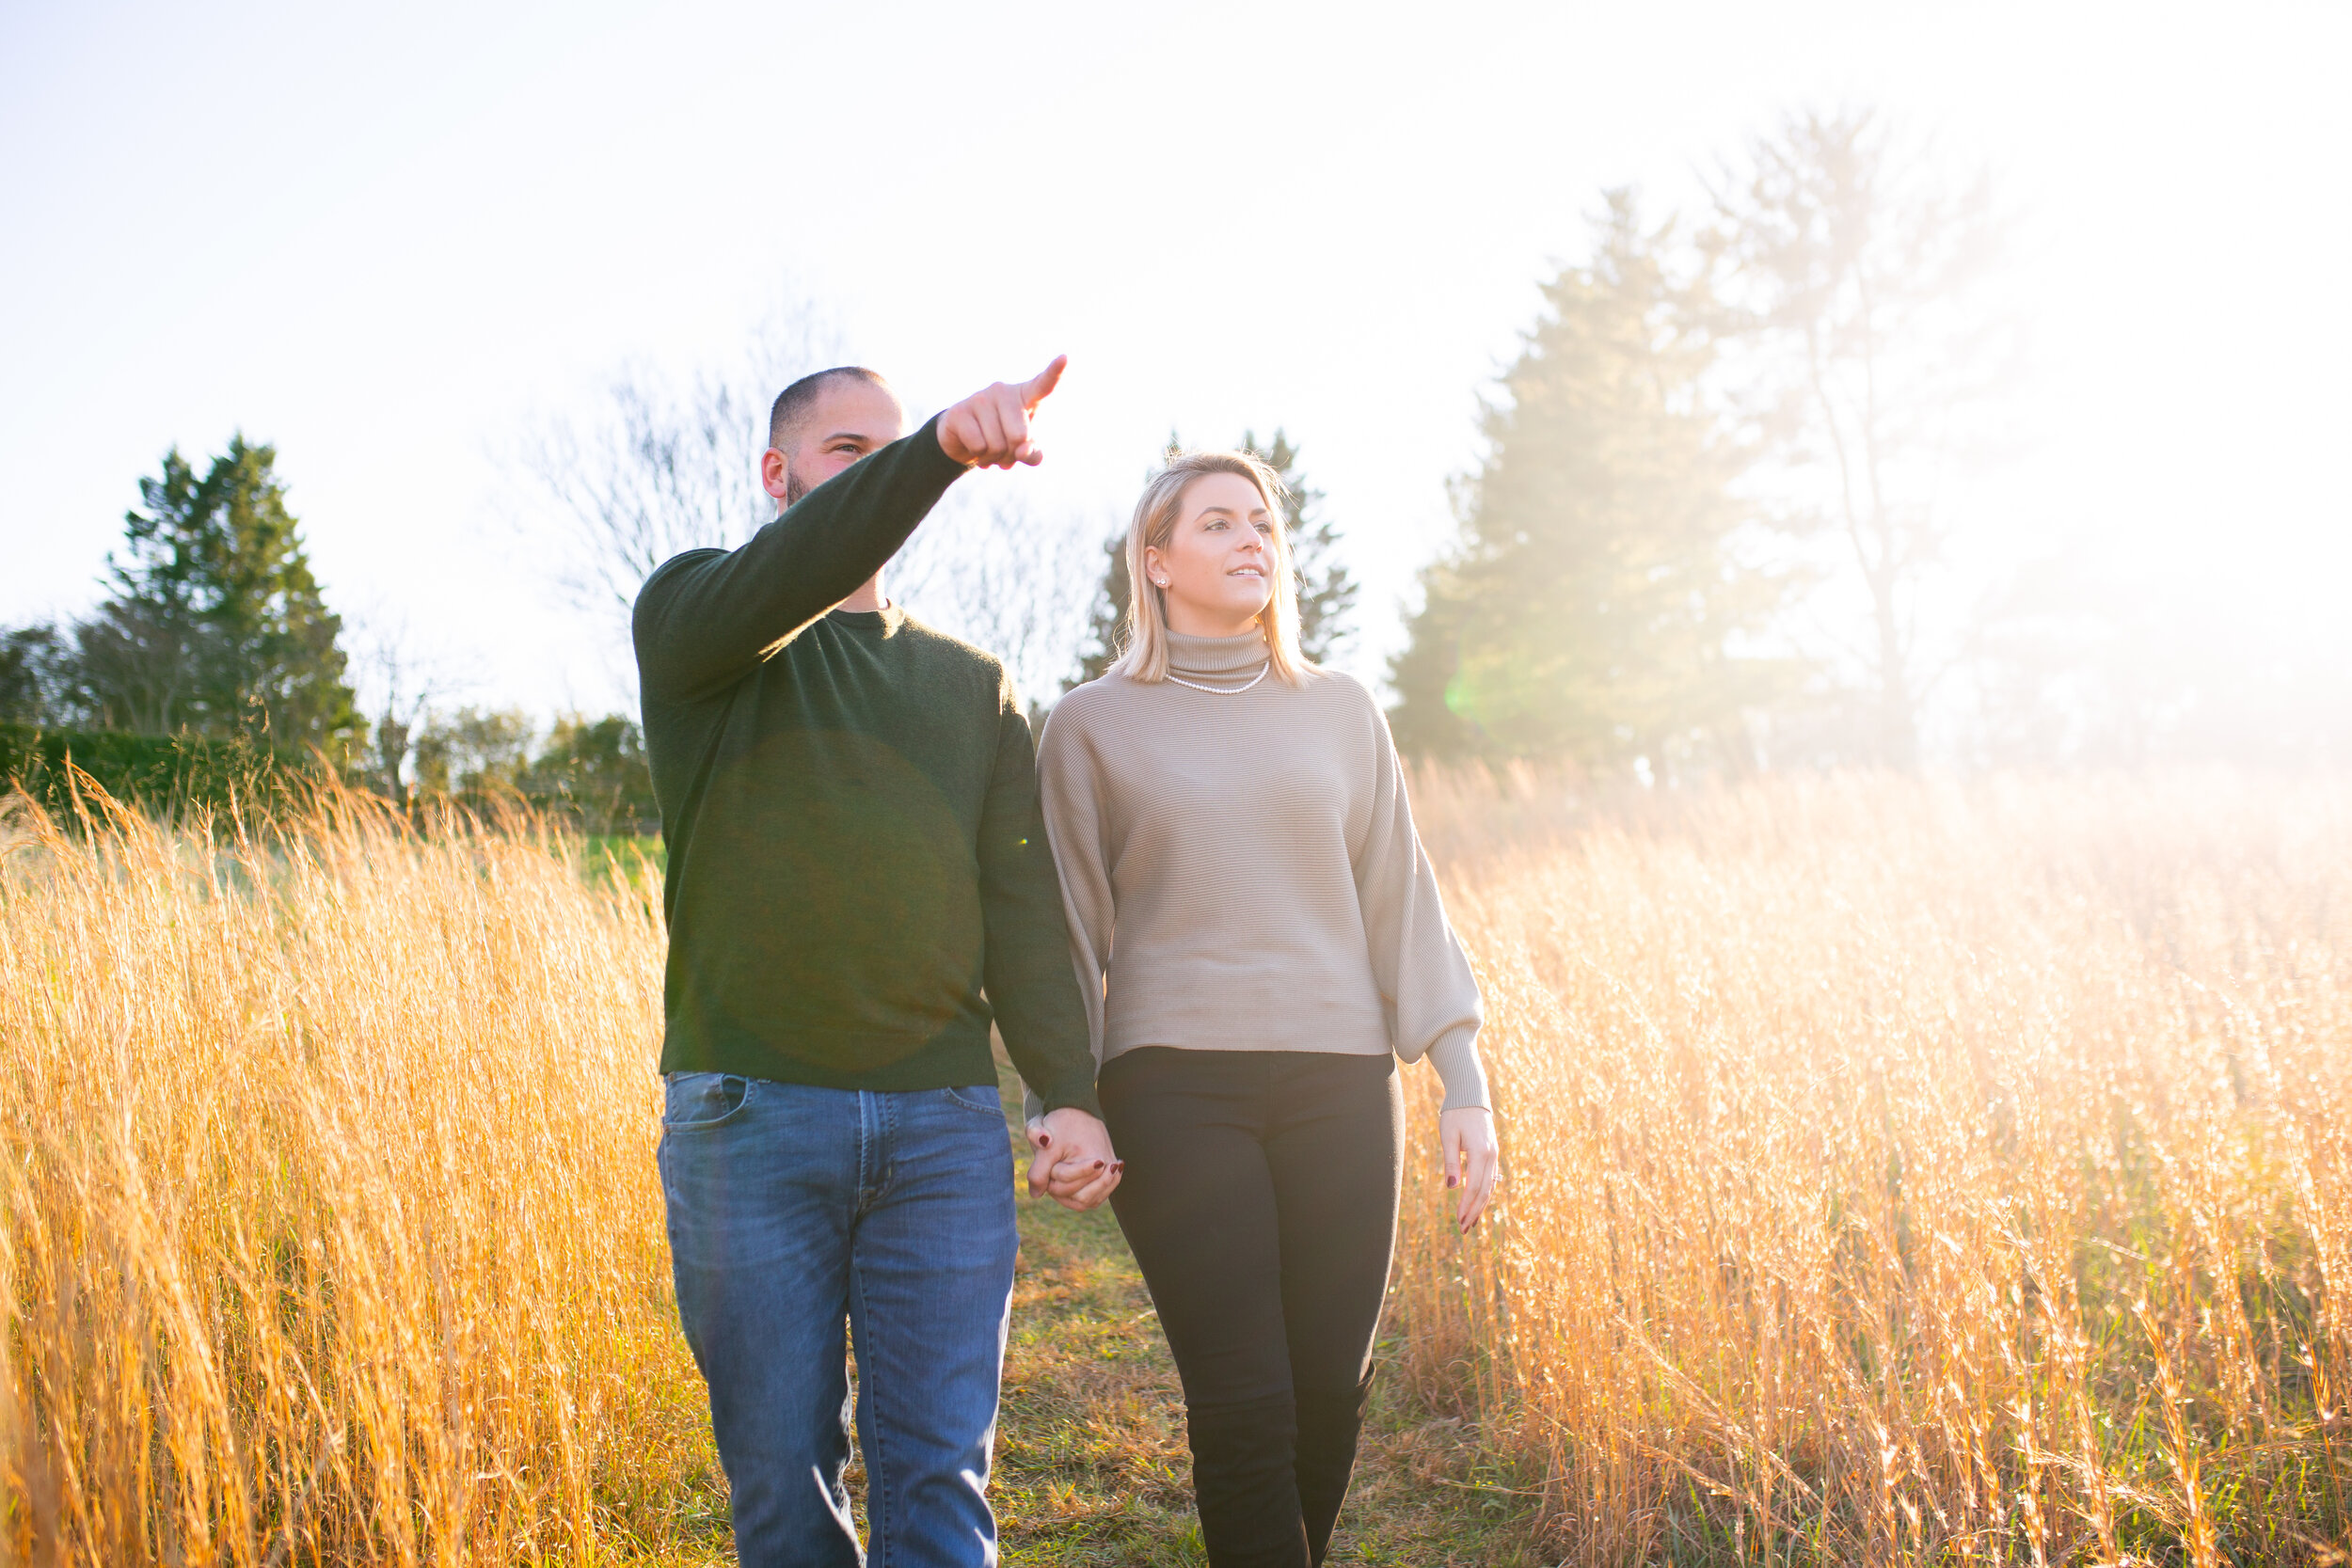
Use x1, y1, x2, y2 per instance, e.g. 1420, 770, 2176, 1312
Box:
1390, 193, 1786, 775
523, 713, 658, 833
81, 437, 360, 753
0, 626, 72, 724
1072, 429, 1356, 686
411, 706, 534, 796
1073, 531, 1132, 687
1238, 430, 1357, 663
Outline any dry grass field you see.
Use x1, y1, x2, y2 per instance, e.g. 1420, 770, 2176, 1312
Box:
1, 770, 2346, 1565
1397, 769, 2352, 1565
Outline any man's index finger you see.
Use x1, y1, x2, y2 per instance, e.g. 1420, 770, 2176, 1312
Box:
1021, 354, 1068, 408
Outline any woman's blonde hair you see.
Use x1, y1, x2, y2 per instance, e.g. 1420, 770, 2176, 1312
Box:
1109, 450, 1314, 686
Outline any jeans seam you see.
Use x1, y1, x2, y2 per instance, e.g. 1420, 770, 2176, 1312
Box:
871, 1092, 899, 1208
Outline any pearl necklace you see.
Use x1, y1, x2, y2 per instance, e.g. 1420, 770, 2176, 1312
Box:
1166, 660, 1271, 695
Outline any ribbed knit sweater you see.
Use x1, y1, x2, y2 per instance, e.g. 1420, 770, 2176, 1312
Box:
1032, 628, 1488, 1114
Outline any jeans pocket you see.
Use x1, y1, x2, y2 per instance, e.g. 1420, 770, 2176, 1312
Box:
942, 1083, 1005, 1118
663, 1071, 752, 1130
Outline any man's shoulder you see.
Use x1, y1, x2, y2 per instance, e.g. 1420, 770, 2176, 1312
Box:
893, 614, 1009, 682
890, 614, 1025, 707
634, 546, 727, 617
893, 612, 998, 665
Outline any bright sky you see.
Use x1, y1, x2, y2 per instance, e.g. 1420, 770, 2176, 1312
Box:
5, 0, 2347, 721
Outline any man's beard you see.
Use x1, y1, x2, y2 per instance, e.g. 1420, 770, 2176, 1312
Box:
784, 466, 810, 506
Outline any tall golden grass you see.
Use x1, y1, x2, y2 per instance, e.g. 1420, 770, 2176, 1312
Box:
1393, 769, 2351, 1564
0, 789, 693, 1565
0, 771, 2345, 1564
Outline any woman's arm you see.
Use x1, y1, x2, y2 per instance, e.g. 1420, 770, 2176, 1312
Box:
1348, 685, 1499, 1228
1350, 690, 1489, 1112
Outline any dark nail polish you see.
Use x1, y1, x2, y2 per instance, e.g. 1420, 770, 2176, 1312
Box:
1446, 1176, 1458, 1188
1039, 1134, 1051, 1147
1092, 1160, 1105, 1169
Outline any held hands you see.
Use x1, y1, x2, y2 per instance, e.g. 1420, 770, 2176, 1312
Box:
1025, 1105, 1121, 1212
1440, 1106, 1500, 1233
937, 356, 1068, 469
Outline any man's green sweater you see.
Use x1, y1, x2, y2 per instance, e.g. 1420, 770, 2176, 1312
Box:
631, 415, 1101, 1118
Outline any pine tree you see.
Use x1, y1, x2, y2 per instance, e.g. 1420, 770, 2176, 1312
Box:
1390, 193, 1786, 776
1071, 430, 1356, 686
1073, 531, 1134, 688
522, 713, 658, 833
79, 437, 360, 752
1238, 430, 1357, 664
0, 626, 71, 724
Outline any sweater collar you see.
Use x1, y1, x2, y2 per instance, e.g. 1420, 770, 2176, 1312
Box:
1166, 627, 1271, 679
828, 603, 906, 634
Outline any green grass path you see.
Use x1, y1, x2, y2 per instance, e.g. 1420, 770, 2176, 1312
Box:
988, 1058, 1541, 1566
618, 1058, 1540, 1564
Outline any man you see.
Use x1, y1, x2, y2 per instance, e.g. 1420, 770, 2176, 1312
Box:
634, 357, 1119, 1567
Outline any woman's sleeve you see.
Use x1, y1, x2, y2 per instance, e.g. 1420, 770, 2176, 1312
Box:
1023, 693, 1117, 1122
1351, 689, 1490, 1113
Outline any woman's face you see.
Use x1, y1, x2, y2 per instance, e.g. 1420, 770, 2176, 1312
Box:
1146, 471, 1277, 637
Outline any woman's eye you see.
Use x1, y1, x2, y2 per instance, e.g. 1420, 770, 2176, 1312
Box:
1204, 519, 1226, 531
1254, 521, 1273, 534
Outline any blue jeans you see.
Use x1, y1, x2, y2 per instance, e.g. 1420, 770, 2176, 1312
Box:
658, 1072, 1020, 1568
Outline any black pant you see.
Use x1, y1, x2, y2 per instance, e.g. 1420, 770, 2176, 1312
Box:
1101, 1048, 1404, 1568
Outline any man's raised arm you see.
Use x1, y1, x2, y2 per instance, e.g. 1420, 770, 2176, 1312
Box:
632, 357, 1068, 704
632, 417, 959, 703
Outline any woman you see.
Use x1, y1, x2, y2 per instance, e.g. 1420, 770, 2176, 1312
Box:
1030, 450, 1499, 1567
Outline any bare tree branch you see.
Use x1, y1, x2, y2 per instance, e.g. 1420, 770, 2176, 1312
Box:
1707, 106, 2021, 768
347, 606, 474, 803
509, 299, 845, 622
891, 490, 1104, 713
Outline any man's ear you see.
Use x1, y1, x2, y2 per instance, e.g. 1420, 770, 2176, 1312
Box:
761, 448, 792, 504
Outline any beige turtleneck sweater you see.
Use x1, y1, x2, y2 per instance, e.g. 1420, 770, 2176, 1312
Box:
1028, 628, 1488, 1114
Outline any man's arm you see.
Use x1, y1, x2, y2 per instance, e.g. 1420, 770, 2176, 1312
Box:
978, 690, 1120, 1212
977, 689, 1104, 1121
632, 416, 963, 705
632, 355, 1070, 705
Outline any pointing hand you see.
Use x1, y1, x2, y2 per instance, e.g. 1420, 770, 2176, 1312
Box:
937, 356, 1067, 469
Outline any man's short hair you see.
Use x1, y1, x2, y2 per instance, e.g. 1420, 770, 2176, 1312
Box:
769, 367, 896, 452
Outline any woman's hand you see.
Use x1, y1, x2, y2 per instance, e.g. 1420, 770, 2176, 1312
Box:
1439, 1106, 1499, 1232
1025, 1106, 1122, 1212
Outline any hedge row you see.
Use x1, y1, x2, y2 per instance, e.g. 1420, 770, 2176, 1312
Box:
0, 721, 314, 821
